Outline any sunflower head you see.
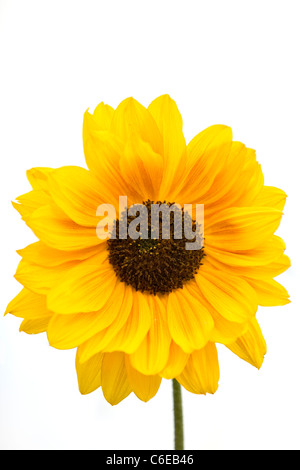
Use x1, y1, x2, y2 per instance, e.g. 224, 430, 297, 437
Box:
6, 94, 290, 405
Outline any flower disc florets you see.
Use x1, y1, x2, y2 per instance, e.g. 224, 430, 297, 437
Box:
107, 200, 205, 295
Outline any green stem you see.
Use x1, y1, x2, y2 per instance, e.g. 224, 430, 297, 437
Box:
172, 379, 184, 450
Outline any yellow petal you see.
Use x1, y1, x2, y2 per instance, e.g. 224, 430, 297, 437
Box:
75, 348, 103, 395
111, 97, 163, 155
76, 285, 134, 362
208, 250, 291, 281
83, 130, 136, 208
26, 167, 54, 191
196, 264, 257, 323
14, 258, 77, 295
167, 283, 214, 353
93, 102, 114, 128
47, 281, 130, 350
252, 186, 287, 211
82, 102, 114, 147
129, 296, 171, 375
254, 254, 291, 279
125, 357, 161, 402
19, 316, 52, 334
209, 307, 248, 345
193, 141, 247, 206
177, 342, 220, 395
47, 255, 116, 314
27, 204, 102, 251
120, 135, 163, 201
247, 278, 290, 306
101, 352, 132, 405
5, 288, 50, 319
226, 317, 267, 369
159, 341, 189, 380
103, 291, 151, 354
206, 207, 283, 251
247, 253, 291, 280
226, 148, 264, 208
12, 190, 51, 221
178, 125, 232, 202
17, 241, 101, 267
47, 312, 107, 350
48, 166, 108, 226
190, 276, 249, 344
148, 94, 186, 199
206, 235, 287, 267
200, 145, 263, 214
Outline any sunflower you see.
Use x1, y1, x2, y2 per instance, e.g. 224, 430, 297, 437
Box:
6, 95, 290, 406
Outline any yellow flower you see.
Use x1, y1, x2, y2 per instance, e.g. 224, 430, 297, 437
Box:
6, 95, 290, 405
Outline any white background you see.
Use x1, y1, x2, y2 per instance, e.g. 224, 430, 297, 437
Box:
0, 0, 299, 450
